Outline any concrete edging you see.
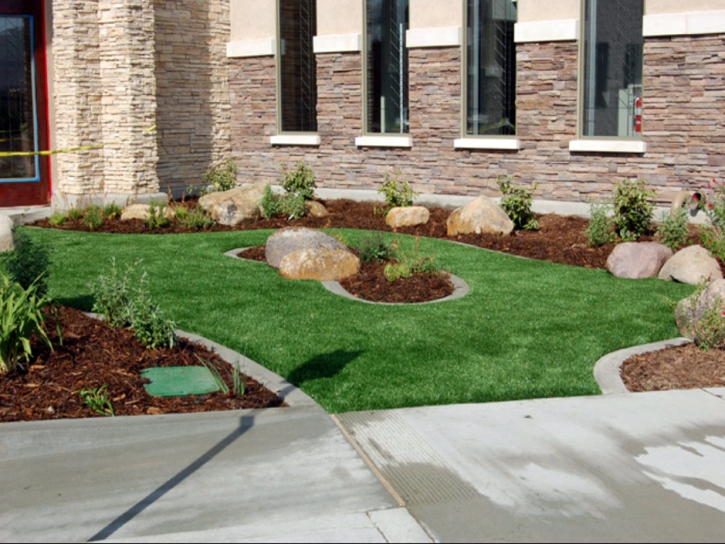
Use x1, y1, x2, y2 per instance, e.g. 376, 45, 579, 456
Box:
593, 337, 693, 395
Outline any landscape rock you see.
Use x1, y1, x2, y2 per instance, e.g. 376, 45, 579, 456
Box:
675, 278, 725, 340
304, 201, 329, 218
120, 203, 173, 221
446, 196, 514, 236
0, 214, 14, 252
658, 245, 722, 284
279, 248, 360, 281
198, 183, 266, 226
606, 242, 673, 279
266, 227, 348, 269
386, 206, 430, 228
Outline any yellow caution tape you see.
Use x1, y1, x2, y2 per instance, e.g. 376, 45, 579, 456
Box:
0, 125, 157, 158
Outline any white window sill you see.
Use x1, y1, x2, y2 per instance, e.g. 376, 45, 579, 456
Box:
270, 134, 321, 146
454, 138, 521, 151
355, 135, 413, 148
569, 139, 646, 154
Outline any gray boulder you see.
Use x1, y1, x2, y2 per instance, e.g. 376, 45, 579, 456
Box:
198, 183, 266, 226
279, 248, 360, 281
606, 242, 673, 279
266, 227, 348, 269
446, 196, 514, 236
658, 245, 722, 284
0, 214, 14, 252
386, 206, 430, 228
675, 278, 725, 340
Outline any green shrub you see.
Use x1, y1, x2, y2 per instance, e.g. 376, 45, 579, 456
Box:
0, 274, 52, 375
102, 203, 122, 220
48, 212, 67, 226
680, 282, 725, 351
83, 205, 104, 231
67, 208, 83, 221
612, 179, 655, 239
383, 238, 440, 282
701, 226, 725, 264
203, 158, 238, 193
260, 184, 280, 219
378, 171, 417, 210
704, 179, 725, 230
656, 208, 689, 251
89, 258, 135, 327
282, 161, 316, 201
144, 200, 171, 230
585, 202, 616, 247
175, 204, 214, 230
278, 194, 306, 220
357, 232, 396, 263
496, 176, 539, 231
3, 229, 52, 296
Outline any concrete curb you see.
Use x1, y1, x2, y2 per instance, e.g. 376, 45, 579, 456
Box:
593, 337, 693, 395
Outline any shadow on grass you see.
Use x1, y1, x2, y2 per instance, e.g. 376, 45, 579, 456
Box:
53, 294, 95, 311
287, 350, 364, 386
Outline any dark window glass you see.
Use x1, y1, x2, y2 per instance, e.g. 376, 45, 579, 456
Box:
466, 0, 517, 136
582, 0, 643, 137
0, 15, 38, 180
279, 0, 317, 132
366, 0, 409, 134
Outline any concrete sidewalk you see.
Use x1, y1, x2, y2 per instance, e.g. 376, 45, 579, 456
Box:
337, 387, 725, 543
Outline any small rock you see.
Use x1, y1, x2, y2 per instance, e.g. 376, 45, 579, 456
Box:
446, 196, 514, 236
305, 201, 329, 218
279, 248, 360, 281
146, 407, 163, 415
386, 206, 430, 228
198, 183, 267, 226
606, 242, 673, 279
658, 245, 722, 284
120, 203, 173, 221
266, 227, 348, 269
0, 214, 14, 252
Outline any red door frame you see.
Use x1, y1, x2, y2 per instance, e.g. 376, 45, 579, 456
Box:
0, 0, 50, 207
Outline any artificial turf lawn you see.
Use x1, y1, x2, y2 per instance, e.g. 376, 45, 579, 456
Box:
24, 226, 695, 413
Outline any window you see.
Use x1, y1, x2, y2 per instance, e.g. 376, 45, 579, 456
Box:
581, 0, 643, 138
366, 0, 409, 134
278, 0, 317, 133
465, 0, 517, 137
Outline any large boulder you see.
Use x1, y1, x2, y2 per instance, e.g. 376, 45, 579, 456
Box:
279, 248, 360, 281
0, 215, 14, 252
606, 242, 673, 279
446, 196, 514, 236
386, 206, 430, 228
675, 278, 725, 340
198, 183, 266, 226
658, 245, 723, 284
266, 227, 348, 269
120, 203, 173, 221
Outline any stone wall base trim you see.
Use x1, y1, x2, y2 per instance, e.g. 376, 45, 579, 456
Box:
51, 191, 168, 211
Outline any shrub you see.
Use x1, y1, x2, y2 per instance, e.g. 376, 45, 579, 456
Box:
496, 176, 539, 231
585, 202, 616, 247
0, 275, 52, 375
175, 204, 214, 230
260, 184, 280, 219
680, 282, 725, 351
612, 179, 655, 240
278, 194, 306, 220
83, 205, 104, 231
357, 232, 396, 263
67, 208, 83, 221
383, 237, 440, 282
282, 161, 316, 201
656, 208, 689, 251
102, 203, 122, 220
378, 171, 417, 210
701, 227, 725, 264
203, 158, 238, 193
704, 179, 725, 230
144, 200, 171, 230
89, 258, 135, 327
3, 229, 52, 296
48, 212, 67, 226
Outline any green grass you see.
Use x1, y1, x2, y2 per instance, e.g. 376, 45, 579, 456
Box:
21, 226, 695, 413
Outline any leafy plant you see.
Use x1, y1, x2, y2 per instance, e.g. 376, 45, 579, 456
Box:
48, 212, 67, 226
704, 179, 725, 230
496, 176, 539, 231
656, 208, 689, 251
0, 275, 52, 375
203, 158, 238, 193
282, 161, 316, 201
378, 170, 417, 210
585, 202, 616, 247
679, 282, 725, 351
357, 232, 396, 263
89, 258, 135, 327
102, 203, 122, 220
67, 208, 83, 221
278, 194, 306, 220
3, 228, 52, 296
175, 204, 214, 230
612, 178, 655, 239
260, 184, 280, 219
78, 385, 115, 416
144, 200, 171, 230
83, 205, 104, 231
196, 355, 245, 397
383, 237, 440, 282
700, 227, 725, 264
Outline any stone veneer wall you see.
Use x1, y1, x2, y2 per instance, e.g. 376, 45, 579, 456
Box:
229, 35, 725, 205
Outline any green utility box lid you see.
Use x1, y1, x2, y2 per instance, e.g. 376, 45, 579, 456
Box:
141, 366, 222, 397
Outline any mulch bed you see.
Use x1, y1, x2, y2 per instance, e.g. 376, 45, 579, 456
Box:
0, 306, 285, 423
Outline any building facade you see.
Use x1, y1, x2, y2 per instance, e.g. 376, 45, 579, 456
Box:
1, 0, 724, 208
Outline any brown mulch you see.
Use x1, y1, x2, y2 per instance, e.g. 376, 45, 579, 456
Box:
0, 306, 284, 423
26, 198, 724, 398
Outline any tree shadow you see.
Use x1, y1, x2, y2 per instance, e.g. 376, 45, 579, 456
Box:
287, 350, 364, 386
53, 294, 94, 311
